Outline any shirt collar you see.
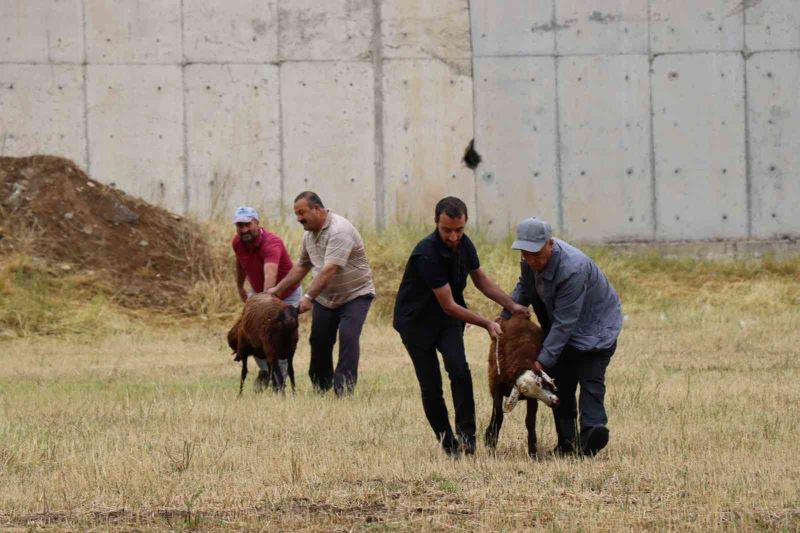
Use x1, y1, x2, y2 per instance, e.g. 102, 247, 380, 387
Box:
428, 230, 456, 258
540, 240, 561, 280
314, 209, 333, 235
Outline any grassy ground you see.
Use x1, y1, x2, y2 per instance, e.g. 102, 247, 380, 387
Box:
1, 223, 799, 530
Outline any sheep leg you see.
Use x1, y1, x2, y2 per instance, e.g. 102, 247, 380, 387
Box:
238, 354, 248, 397
285, 329, 298, 393
484, 391, 505, 451
525, 398, 539, 458
270, 360, 287, 394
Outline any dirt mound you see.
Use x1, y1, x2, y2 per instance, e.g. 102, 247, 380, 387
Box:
0, 155, 211, 309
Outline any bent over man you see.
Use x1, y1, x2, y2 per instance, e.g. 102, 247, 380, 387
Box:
393, 197, 529, 457
269, 192, 374, 396
501, 217, 623, 456
232, 206, 301, 389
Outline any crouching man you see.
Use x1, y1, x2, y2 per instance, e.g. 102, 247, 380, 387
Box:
393, 197, 529, 457
501, 218, 622, 456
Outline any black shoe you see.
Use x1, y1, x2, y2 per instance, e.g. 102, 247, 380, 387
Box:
580, 426, 609, 456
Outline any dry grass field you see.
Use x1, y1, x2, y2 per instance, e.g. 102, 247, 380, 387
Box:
1, 223, 799, 531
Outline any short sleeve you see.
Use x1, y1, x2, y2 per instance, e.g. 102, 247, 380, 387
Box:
260, 238, 282, 265
413, 253, 448, 289
297, 238, 311, 267
324, 229, 355, 267
465, 236, 480, 272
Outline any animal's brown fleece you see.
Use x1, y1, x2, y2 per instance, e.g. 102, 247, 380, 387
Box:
487, 314, 544, 398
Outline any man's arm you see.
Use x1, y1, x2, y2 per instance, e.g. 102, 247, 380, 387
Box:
303, 262, 340, 300
269, 263, 311, 296
235, 260, 248, 302
431, 283, 502, 338
536, 271, 588, 369
262, 262, 278, 291
499, 261, 534, 319
470, 267, 529, 317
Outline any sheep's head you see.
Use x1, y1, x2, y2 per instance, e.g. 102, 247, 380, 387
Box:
503, 370, 559, 412
277, 304, 299, 330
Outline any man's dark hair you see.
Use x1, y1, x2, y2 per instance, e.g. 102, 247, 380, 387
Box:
435, 196, 468, 221
294, 191, 325, 209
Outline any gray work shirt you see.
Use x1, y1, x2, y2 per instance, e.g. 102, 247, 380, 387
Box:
501, 239, 622, 368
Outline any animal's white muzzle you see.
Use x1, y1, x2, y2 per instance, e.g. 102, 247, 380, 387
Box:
503, 370, 559, 412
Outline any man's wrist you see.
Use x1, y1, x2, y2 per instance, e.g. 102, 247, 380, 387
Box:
303, 293, 314, 302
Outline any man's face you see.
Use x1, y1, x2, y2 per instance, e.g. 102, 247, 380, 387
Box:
521, 239, 554, 272
235, 220, 260, 242
294, 199, 323, 231
436, 213, 466, 249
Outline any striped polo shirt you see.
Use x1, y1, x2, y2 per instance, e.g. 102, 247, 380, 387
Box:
298, 211, 375, 308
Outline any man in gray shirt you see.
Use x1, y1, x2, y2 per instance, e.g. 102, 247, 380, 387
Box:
269, 191, 375, 396
501, 217, 623, 456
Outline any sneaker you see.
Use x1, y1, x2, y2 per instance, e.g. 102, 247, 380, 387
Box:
580, 426, 609, 456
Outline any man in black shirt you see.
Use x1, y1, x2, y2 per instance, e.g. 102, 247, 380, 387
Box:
393, 197, 529, 457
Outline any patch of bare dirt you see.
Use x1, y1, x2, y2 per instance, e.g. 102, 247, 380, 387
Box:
0, 155, 211, 309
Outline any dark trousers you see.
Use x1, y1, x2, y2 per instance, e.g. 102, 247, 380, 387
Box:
401, 324, 475, 452
549, 341, 616, 448
309, 295, 373, 396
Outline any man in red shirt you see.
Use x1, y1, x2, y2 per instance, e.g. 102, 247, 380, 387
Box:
232, 206, 301, 390
232, 206, 301, 305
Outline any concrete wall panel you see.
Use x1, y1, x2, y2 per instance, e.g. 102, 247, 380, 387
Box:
473, 57, 558, 237
0, 65, 86, 167
86, 65, 184, 212
382, 0, 471, 59
383, 59, 474, 225
183, 1, 278, 63
185, 64, 281, 219
745, 0, 800, 51
556, 0, 649, 55
559, 55, 653, 241
281, 62, 374, 224
747, 52, 800, 238
653, 53, 747, 240
650, 0, 743, 53
85, 0, 181, 63
470, 0, 554, 57
0, 0, 83, 63
279, 0, 372, 61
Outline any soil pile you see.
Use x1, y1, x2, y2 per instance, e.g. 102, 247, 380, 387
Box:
0, 155, 212, 309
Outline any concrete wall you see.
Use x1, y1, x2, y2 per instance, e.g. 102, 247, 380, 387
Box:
1, 0, 798, 241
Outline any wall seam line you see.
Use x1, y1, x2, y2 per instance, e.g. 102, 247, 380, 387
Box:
552, 0, 564, 235
371, 0, 386, 231
742, 5, 753, 237
277, 0, 285, 218
180, 0, 190, 214
467, 0, 479, 227
647, 0, 658, 240
81, 0, 90, 175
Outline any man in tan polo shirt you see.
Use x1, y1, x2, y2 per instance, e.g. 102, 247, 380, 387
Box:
269, 191, 375, 396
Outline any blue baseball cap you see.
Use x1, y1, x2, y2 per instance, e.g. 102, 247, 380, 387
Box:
512, 217, 552, 253
233, 206, 258, 224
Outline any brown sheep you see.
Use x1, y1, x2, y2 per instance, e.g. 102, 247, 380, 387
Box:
485, 314, 559, 457
227, 294, 299, 395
